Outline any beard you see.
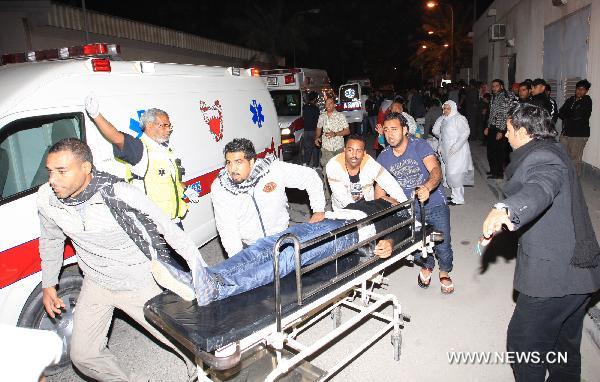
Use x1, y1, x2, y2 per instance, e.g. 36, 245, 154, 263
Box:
155, 136, 170, 145
229, 172, 244, 184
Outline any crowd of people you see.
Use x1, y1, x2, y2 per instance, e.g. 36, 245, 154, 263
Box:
31, 78, 598, 382
343, 76, 593, 184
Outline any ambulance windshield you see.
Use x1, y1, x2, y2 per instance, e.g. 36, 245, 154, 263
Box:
270, 90, 301, 117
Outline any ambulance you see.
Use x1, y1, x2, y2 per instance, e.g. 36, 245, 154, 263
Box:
337, 78, 372, 132
260, 68, 332, 161
0, 43, 280, 374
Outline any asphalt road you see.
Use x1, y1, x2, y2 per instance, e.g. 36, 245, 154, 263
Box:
47, 138, 600, 382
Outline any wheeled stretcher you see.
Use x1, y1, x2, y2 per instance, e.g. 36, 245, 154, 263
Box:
144, 199, 442, 381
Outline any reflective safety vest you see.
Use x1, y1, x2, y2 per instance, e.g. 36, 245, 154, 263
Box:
126, 135, 188, 219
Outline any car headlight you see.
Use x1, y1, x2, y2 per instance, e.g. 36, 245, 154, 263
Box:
281, 128, 291, 135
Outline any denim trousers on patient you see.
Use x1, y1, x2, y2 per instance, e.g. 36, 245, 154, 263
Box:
208, 219, 356, 300
416, 204, 453, 272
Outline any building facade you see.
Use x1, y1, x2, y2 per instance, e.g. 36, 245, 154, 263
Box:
473, 0, 600, 169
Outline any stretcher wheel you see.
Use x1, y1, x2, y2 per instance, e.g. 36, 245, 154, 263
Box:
391, 332, 402, 361
331, 306, 342, 328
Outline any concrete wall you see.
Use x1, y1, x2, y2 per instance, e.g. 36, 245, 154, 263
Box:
473, 0, 600, 169
0, 1, 283, 68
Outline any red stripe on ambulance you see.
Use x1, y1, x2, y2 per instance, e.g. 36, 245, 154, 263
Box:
0, 240, 75, 289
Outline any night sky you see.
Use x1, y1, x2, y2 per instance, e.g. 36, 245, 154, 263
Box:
57, 0, 493, 89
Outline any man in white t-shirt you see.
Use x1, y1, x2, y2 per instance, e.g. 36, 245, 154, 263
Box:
326, 134, 407, 211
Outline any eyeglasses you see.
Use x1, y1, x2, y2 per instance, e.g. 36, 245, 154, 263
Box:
155, 122, 172, 129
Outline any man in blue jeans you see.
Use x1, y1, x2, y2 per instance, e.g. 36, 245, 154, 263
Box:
177, 198, 410, 306
375, 112, 454, 294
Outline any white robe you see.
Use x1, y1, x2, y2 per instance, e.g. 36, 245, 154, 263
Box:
432, 111, 474, 188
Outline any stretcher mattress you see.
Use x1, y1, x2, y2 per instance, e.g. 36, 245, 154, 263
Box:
144, 226, 419, 353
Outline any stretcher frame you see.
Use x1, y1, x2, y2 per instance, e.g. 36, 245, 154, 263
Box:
186, 199, 439, 381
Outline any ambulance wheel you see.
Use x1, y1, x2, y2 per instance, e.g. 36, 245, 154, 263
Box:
17, 267, 83, 376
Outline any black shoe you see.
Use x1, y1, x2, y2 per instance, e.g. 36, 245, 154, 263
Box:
357, 244, 375, 257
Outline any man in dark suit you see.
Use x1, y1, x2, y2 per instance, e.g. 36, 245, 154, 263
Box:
481, 103, 600, 382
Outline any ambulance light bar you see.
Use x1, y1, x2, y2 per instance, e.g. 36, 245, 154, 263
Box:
284, 74, 296, 84
260, 68, 301, 76
1, 43, 120, 66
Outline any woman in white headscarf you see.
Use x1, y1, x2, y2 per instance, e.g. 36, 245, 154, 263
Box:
432, 100, 474, 205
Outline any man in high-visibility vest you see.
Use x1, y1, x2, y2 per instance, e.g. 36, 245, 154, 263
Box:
85, 96, 197, 227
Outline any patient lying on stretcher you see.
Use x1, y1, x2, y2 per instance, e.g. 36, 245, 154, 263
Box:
155, 198, 411, 307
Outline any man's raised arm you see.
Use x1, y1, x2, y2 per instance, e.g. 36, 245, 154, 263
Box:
85, 95, 125, 151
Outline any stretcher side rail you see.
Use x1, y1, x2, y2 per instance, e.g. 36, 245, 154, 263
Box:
299, 198, 416, 250
272, 198, 424, 332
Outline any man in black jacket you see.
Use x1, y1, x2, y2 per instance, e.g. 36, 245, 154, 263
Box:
302, 91, 321, 167
481, 103, 600, 382
559, 79, 593, 175
485, 79, 516, 179
545, 83, 559, 123
529, 78, 554, 117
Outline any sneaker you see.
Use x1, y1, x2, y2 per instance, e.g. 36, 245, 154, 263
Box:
151, 259, 195, 301
191, 257, 219, 306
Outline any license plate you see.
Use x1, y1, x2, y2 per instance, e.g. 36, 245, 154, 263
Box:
267, 76, 278, 86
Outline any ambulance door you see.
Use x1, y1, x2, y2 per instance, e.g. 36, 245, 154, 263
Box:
0, 111, 86, 374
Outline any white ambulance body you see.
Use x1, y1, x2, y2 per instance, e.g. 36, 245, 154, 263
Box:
261, 68, 332, 161
0, 44, 279, 373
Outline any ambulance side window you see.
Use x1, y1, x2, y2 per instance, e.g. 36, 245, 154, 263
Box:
270, 90, 301, 116
0, 114, 83, 202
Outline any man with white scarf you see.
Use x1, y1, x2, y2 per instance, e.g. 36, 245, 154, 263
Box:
211, 138, 326, 257
432, 100, 474, 205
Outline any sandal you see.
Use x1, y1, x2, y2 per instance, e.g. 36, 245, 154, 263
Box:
440, 275, 455, 294
417, 267, 433, 289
